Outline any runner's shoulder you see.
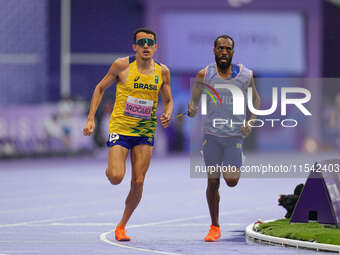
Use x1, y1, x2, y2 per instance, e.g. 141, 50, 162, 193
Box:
112, 57, 130, 72
196, 68, 206, 81
160, 63, 170, 76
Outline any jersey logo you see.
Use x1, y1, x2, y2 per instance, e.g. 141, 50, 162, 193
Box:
200, 83, 222, 105
109, 133, 119, 143
134, 76, 140, 82
134, 83, 157, 90
155, 75, 159, 84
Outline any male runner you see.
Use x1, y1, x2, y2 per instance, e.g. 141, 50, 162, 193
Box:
188, 35, 260, 242
83, 28, 173, 241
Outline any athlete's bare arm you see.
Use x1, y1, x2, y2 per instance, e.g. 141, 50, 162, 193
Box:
159, 64, 173, 128
188, 69, 206, 117
83, 57, 129, 136
240, 76, 261, 137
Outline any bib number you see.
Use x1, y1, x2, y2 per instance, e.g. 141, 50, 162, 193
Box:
124, 96, 153, 119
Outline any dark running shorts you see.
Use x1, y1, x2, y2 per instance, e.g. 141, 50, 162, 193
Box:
106, 133, 154, 150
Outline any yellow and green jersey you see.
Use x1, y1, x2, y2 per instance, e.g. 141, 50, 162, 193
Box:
109, 56, 163, 138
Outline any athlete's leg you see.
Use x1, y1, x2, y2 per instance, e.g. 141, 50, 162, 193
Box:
222, 137, 243, 187
106, 145, 129, 185
117, 144, 153, 227
205, 171, 222, 241
206, 176, 220, 226
203, 135, 223, 227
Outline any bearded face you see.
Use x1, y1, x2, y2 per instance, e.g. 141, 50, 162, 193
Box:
214, 38, 234, 73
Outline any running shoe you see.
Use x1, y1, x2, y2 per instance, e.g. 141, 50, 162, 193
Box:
204, 225, 221, 242
115, 225, 131, 241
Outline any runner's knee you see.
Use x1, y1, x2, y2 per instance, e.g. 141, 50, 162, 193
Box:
106, 168, 124, 185
223, 168, 240, 187
225, 177, 239, 187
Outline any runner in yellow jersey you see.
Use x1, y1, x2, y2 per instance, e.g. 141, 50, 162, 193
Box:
83, 28, 173, 241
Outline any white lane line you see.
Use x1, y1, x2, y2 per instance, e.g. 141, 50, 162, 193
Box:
100, 231, 185, 255
0, 198, 113, 215
0, 211, 118, 228
49, 222, 241, 227
93, 250, 118, 254
51, 222, 113, 226
0, 251, 39, 254
0, 206, 267, 228
0, 216, 86, 228
126, 208, 252, 229
0, 193, 72, 203
60, 231, 100, 234
154, 223, 242, 227
99, 206, 273, 255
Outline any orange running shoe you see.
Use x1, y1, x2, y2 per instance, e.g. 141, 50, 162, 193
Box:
115, 226, 131, 241
204, 225, 221, 242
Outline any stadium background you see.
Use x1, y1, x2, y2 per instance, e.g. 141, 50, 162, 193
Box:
2, 1, 340, 254
0, 0, 340, 157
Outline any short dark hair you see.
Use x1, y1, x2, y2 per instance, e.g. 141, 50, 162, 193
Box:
214, 35, 234, 49
133, 28, 156, 43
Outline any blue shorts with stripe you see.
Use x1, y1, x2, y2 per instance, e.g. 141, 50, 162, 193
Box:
202, 134, 243, 168
106, 133, 154, 150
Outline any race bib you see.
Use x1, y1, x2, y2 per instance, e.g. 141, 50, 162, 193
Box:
124, 96, 153, 119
